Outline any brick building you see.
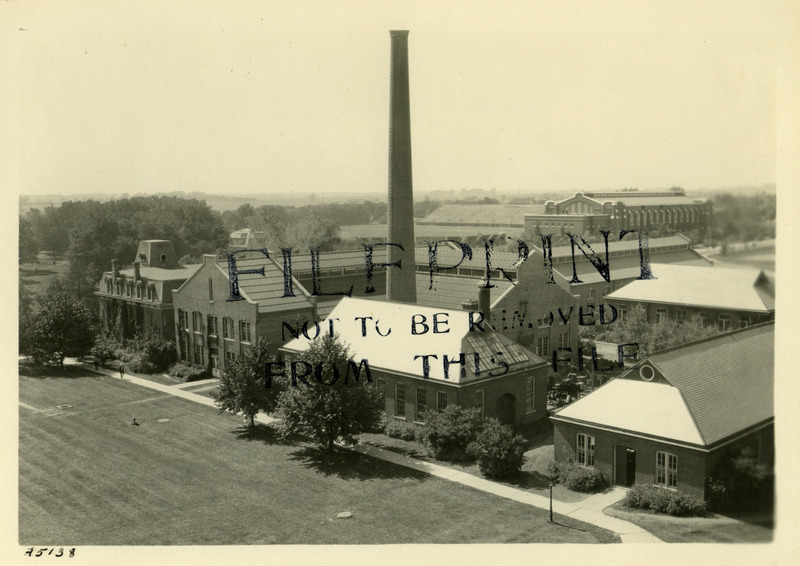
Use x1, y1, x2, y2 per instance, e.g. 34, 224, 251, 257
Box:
281, 297, 550, 427
96, 240, 200, 340
524, 188, 712, 237
551, 323, 774, 499
605, 264, 775, 330
172, 253, 316, 377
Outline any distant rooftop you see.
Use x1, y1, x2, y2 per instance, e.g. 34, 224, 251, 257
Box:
605, 264, 774, 312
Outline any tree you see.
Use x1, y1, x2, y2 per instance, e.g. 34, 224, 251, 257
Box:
274, 334, 384, 449
23, 285, 96, 366
581, 304, 721, 358
214, 339, 280, 427
19, 216, 39, 264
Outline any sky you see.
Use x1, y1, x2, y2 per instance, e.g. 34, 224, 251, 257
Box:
3, 2, 796, 198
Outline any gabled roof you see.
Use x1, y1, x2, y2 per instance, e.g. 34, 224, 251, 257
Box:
605, 264, 774, 312
553, 323, 774, 448
282, 297, 546, 383
554, 380, 704, 445
216, 256, 315, 314
646, 323, 774, 446
416, 274, 515, 310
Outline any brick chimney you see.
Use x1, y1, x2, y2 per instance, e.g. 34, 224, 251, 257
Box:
386, 30, 417, 304
133, 261, 141, 281
111, 259, 119, 279
478, 277, 491, 321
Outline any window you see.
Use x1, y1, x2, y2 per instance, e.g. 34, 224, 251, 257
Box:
146, 284, 154, 301
655, 308, 667, 323
576, 433, 595, 467
178, 310, 190, 331
125, 282, 132, 297
179, 339, 188, 361
587, 289, 596, 304
105, 279, 112, 294
193, 312, 204, 333
436, 391, 448, 412
135, 282, 142, 299
718, 314, 730, 331
223, 317, 234, 339
739, 317, 752, 329
698, 312, 708, 327
474, 390, 485, 420
376, 377, 385, 391
675, 310, 685, 323
225, 350, 236, 365
526, 376, 536, 412
208, 278, 214, 302
194, 343, 205, 366
619, 306, 627, 322
415, 387, 426, 422
239, 321, 252, 343
559, 331, 569, 349
536, 335, 549, 357
395, 383, 406, 418
208, 315, 219, 336
655, 451, 677, 488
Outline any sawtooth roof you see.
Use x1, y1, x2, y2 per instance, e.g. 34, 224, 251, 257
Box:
418, 204, 546, 226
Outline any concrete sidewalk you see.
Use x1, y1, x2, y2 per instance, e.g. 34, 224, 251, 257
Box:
78, 361, 659, 543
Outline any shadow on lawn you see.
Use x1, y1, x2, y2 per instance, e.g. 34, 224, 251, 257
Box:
501, 469, 554, 491
19, 364, 100, 380
288, 445, 427, 482
232, 424, 284, 445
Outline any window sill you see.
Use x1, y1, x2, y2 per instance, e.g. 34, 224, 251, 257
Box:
653, 484, 678, 492
393, 416, 406, 421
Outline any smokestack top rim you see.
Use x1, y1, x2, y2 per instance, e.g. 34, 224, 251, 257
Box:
390, 30, 410, 37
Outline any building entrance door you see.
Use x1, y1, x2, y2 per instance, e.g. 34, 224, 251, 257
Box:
210, 355, 220, 377
614, 446, 637, 486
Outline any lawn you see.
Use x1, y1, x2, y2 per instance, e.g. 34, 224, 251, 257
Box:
19, 371, 618, 545
605, 504, 773, 543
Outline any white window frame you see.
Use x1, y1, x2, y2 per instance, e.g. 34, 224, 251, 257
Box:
223, 317, 234, 340
526, 376, 536, 413
576, 433, 595, 467
655, 308, 667, 323
475, 389, 484, 420
208, 315, 218, 337
395, 382, 406, 418
415, 387, 426, 422
239, 321, 252, 343
436, 391, 448, 412
718, 314, 730, 331
655, 451, 678, 489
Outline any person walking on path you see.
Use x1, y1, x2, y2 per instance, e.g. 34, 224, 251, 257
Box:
93, 358, 98, 371
119, 365, 124, 379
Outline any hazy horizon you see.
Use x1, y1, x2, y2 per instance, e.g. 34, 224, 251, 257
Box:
8, 3, 781, 200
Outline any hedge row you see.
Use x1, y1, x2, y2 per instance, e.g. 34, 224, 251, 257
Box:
623, 483, 707, 516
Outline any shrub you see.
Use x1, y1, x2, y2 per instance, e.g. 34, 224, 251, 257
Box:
706, 446, 774, 512
127, 334, 176, 372
384, 418, 420, 441
466, 418, 527, 478
419, 405, 483, 461
91, 334, 121, 366
623, 484, 707, 516
126, 353, 155, 374
169, 361, 207, 382
562, 465, 612, 492
547, 460, 611, 493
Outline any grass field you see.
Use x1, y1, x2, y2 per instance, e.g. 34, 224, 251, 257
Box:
19, 369, 618, 545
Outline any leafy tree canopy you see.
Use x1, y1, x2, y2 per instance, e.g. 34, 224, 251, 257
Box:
274, 334, 383, 449
215, 339, 280, 427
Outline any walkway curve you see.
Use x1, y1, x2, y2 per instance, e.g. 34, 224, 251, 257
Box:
78, 361, 660, 543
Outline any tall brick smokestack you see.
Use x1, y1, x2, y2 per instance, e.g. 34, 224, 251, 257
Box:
387, 30, 417, 304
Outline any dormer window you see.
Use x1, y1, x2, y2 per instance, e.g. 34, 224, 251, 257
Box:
125, 282, 133, 297
115, 278, 122, 295
135, 282, 143, 299
106, 279, 112, 294
146, 283, 155, 301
